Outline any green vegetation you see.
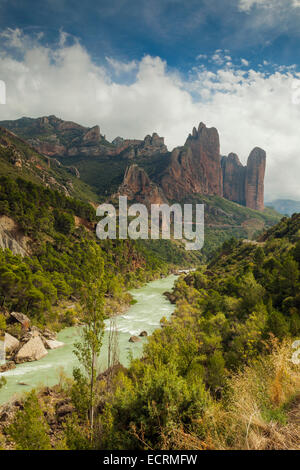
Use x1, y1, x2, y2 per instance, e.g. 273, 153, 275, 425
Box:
0, 121, 294, 451
0, 127, 100, 203
59, 153, 128, 198
0, 175, 200, 330
87, 214, 298, 450
73, 279, 106, 435
4, 213, 298, 450
73, 213, 299, 449
178, 194, 281, 259
8, 390, 51, 450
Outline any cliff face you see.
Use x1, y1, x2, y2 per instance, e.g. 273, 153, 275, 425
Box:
0, 126, 91, 201
112, 132, 168, 159
221, 153, 246, 206
116, 123, 266, 212
0, 216, 30, 257
0, 116, 113, 158
221, 149, 266, 211
115, 164, 167, 207
0, 116, 266, 211
161, 123, 223, 200
245, 147, 266, 211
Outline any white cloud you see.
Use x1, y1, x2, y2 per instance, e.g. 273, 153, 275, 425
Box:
238, 0, 300, 12
0, 29, 300, 201
241, 58, 249, 66
105, 57, 138, 75
238, 0, 269, 11
211, 53, 224, 65
0, 28, 25, 49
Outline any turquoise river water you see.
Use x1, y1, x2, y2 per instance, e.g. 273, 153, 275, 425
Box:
0, 275, 177, 405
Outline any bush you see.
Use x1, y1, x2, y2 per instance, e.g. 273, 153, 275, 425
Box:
8, 390, 51, 450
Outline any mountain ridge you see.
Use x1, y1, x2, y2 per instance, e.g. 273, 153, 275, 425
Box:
1, 116, 267, 211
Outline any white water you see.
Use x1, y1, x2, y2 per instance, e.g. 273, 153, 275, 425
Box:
0, 275, 177, 405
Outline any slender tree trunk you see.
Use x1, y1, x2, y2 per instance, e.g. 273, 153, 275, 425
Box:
90, 348, 95, 437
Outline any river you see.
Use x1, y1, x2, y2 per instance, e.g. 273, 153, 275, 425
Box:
0, 274, 177, 405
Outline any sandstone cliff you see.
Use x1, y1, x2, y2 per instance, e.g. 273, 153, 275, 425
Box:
161, 123, 223, 200
115, 123, 266, 211
112, 132, 168, 159
115, 164, 167, 207
0, 216, 30, 257
117, 124, 266, 211
221, 148, 266, 210
221, 153, 246, 206
245, 147, 266, 211
1, 116, 267, 211
0, 116, 113, 158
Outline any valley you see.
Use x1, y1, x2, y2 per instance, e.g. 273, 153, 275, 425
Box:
0, 274, 177, 404
0, 115, 297, 451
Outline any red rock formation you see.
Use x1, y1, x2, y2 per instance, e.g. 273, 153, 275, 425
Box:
9, 116, 110, 158
112, 133, 168, 159
161, 123, 223, 200
29, 140, 66, 157
1, 116, 267, 211
222, 148, 266, 210
221, 153, 246, 206
245, 147, 266, 211
116, 164, 167, 207
116, 124, 266, 212
82, 125, 101, 144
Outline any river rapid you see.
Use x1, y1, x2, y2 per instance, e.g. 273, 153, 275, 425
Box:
0, 274, 177, 405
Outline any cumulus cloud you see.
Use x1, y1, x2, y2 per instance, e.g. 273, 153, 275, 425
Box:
0, 29, 300, 201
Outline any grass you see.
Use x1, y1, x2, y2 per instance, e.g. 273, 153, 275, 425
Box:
204, 338, 300, 450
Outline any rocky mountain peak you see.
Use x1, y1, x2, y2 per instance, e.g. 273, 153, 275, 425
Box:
222, 147, 266, 210
113, 132, 168, 159
82, 125, 101, 144
161, 122, 222, 199
144, 132, 166, 148
222, 153, 246, 206
246, 147, 266, 211
115, 164, 167, 207
0, 116, 111, 158
0, 116, 267, 212
227, 152, 243, 166
112, 136, 125, 147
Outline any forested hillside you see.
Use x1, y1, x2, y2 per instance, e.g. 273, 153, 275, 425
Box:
1, 214, 299, 450
0, 175, 201, 329
0, 120, 282, 263
0, 120, 296, 451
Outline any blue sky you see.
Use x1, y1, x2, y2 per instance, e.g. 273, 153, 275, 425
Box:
0, 0, 300, 200
1, 0, 300, 71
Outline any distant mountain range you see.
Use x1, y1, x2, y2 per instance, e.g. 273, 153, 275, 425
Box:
266, 199, 300, 216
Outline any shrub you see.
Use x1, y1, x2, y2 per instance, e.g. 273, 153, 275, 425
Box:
8, 390, 51, 450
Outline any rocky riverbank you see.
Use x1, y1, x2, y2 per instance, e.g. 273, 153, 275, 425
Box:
0, 275, 178, 407
0, 311, 64, 372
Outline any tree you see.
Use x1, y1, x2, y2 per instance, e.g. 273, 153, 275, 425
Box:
54, 210, 74, 235
73, 280, 105, 437
206, 350, 226, 393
